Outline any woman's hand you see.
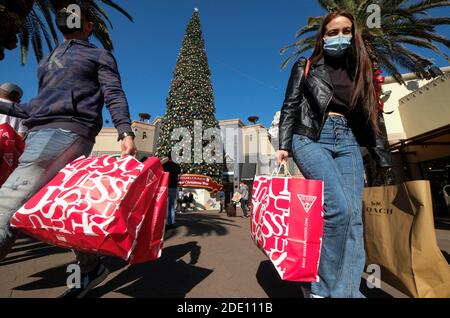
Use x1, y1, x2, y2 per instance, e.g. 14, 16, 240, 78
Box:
276, 150, 289, 165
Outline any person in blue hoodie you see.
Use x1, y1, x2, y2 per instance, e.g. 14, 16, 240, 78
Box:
0, 2, 137, 298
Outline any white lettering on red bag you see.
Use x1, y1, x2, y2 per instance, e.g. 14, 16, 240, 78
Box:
15, 156, 144, 236
251, 174, 324, 282
251, 176, 293, 276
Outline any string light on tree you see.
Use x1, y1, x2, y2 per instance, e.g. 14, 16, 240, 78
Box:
156, 8, 224, 184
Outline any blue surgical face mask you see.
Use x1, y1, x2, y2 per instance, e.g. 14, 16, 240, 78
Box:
323, 35, 352, 57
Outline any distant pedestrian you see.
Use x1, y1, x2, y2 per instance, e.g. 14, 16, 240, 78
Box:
188, 192, 196, 211
238, 181, 249, 218
162, 153, 182, 229
177, 189, 184, 213
0, 83, 28, 138
218, 190, 225, 213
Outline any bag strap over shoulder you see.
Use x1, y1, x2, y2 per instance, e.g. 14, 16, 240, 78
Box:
304, 59, 311, 79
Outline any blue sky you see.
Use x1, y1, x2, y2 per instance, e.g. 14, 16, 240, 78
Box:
0, 0, 449, 128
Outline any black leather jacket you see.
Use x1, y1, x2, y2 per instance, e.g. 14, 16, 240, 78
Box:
278, 56, 392, 167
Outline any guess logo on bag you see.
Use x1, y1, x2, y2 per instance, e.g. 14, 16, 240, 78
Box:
251, 175, 324, 282
297, 195, 317, 213
3, 153, 14, 167
156, 186, 167, 202
146, 169, 157, 187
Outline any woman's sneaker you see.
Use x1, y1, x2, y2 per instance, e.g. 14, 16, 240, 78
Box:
60, 262, 109, 298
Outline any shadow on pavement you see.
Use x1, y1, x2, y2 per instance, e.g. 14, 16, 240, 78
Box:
11, 261, 73, 290
256, 260, 394, 298
166, 212, 239, 239
359, 279, 393, 298
256, 261, 304, 298
0, 240, 70, 267
8, 212, 233, 297
89, 241, 212, 298
13, 241, 212, 298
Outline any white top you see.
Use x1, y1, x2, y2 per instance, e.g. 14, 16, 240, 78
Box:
0, 97, 28, 133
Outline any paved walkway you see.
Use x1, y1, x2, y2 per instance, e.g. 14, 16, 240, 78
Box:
0, 211, 449, 298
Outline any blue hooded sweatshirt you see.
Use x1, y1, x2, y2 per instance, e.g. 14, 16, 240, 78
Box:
0, 39, 132, 142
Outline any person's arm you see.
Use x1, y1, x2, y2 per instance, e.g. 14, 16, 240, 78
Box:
0, 101, 30, 119
367, 135, 393, 169
97, 50, 136, 157
366, 113, 393, 169
278, 58, 306, 152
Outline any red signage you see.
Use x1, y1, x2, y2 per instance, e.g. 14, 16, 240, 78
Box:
179, 174, 223, 193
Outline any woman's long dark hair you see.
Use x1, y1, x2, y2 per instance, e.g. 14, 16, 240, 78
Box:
309, 10, 379, 134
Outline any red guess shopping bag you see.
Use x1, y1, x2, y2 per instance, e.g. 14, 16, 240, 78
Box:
251, 165, 324, 282
11, 155, 167, 263
0, 123, 25, 187
130, 171, 169, 263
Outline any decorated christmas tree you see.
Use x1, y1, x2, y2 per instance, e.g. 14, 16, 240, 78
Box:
157, 9, 223, 184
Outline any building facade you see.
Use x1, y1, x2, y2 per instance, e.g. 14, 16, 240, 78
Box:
91, 117, 279, 207
91, 119, 160, 161
382, 66, 450, 216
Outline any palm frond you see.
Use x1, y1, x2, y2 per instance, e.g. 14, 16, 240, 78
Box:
85, 0, 114, 28
281, 40, 315, 69
375, 50, 405, 84
30, 11, 44, 63
406, 0, 450, 13
18, 30, 30, 66
317, 0, 339, 12
417, 17, 450, 25
34, 0, 59, 45
395, 36, 448, 58
281, 0, 450, 84
5, 0, 133, 64
98, 0, 133, 22
295, 22, 321, 38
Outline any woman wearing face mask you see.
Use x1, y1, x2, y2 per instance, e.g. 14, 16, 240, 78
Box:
276, 10, 387, 298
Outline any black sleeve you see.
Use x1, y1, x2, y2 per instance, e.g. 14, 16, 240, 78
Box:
0, 101, 30, 119
98, 51, 132, 136
278, 59, 306, 151
367, 115, 393, 168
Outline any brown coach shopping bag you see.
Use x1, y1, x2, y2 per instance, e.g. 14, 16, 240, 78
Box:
363, 181, 450, 298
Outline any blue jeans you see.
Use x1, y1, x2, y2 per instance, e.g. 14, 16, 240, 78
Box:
0, 128, 99, 273
291, 116, 366, 298
166, 188, 178, 226
240, 199, 249, 217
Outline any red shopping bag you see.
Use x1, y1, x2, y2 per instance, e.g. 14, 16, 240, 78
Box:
130, 172, 169, 264
251, 175, 324, 282
11, 155, 167, 263
0, 123, 25, 187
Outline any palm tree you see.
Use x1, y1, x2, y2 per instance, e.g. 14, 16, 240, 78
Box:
0, 0, 133, 64
281, 0, 450, 185
281, 0, 450, 82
